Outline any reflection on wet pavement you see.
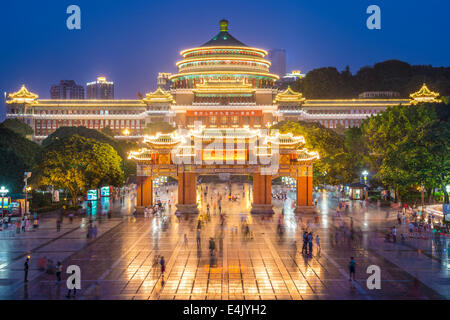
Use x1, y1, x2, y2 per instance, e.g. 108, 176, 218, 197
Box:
1, 183, 448, 300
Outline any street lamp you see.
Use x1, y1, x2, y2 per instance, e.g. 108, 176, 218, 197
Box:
362, 170, 369, 185
0, 186, 9, 217
24, 172, 31, 216
420, 184, 425, 212
122, 128, 130, 136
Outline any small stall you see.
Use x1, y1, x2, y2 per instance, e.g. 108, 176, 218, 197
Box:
347, 182, 369, 200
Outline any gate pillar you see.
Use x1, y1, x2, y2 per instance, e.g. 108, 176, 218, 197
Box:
136, 176, 153, 214
295, 165, 316, 215
251, 172, 274, 214
176, 171, 199, 214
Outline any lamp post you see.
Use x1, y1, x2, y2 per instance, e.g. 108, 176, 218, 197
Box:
122, 128, 130, 137
420, 184, 425, 212
362, 170, 369, 185
24, 172, 31, 216
0, 186, 9, 218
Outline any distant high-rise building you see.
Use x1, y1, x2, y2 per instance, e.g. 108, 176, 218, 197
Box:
157, 73, 172, 90
268, 49, 287, 77
50, 80, 84, 99
86, 76, 114, 99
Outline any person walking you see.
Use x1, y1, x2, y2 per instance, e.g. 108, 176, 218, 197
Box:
316, 235, 321, 253
160, 256, 166, 278
21, 219, 26, 232
56, 219, 61, 232
184, 234, 188, 248
392, 226, 397, 243
302, 232, 308, 254
209, 237, 216, 256
24, 256, 30, 283
308, 232, 313, 256
55, 261, 62, 284
349, 257, 356, 281
196, 229, 201, 247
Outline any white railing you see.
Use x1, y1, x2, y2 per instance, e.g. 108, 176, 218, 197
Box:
6, 110, 174, 120
278, 110, 376, 119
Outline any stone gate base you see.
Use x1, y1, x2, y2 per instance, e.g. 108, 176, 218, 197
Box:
251, 204, 275, 215
176, 204, 199, 215
294, 206, 318, 216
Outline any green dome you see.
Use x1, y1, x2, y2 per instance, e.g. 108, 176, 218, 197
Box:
202, 20, 248, 47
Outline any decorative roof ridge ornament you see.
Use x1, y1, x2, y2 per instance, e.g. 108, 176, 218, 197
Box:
7, 84, 39, 104
201, 19, 248, 47
409, 83, 441, 105
273, 86, 305, 104
143, 86, 176, 104
220, 19, 229, 32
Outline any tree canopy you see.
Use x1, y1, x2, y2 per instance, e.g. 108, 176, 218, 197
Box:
35, 135, 124, 204
360, 103, 450, 202
273, 121, 359, 185
0, 127, 41, 193
43, 126, 137, 181
292, 60, 450, 99
0, 119, 34, 137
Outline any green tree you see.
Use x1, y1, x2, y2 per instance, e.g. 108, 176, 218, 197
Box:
303, 67, 342, 99
401, 118, 450, 203
35, 135, 124, 205
273, 121, 358, 185
43, 126, 137, 181
0, 119, 34, 138
360, 103, 447, 202
0, 127, 41, 193
100, 126, 115, 137
301, 59, 450, 98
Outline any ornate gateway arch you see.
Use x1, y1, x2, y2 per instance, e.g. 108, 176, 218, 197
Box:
129, 127, 319, 215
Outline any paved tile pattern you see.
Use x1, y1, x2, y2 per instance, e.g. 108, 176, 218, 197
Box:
1, 184, 448, 300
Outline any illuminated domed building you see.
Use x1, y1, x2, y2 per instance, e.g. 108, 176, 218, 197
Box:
170, 19, 280, 128
4, 20, 443, 216
5, 20, 442, 141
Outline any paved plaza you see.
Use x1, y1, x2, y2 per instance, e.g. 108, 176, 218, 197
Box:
0, 182, 448, 300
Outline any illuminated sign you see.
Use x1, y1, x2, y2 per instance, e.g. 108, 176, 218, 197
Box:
1, 197, 10, 209
101, 186, 110, 197
10, 202, 19, 208
87, 189, 98, 201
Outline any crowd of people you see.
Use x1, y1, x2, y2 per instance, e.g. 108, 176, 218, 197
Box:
0, 212, 40, 235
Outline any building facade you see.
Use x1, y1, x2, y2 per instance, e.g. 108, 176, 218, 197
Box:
4, 20, 442, 142
86, 76, 114, 99
50, 80, 84, 99
268, 49, 287, 78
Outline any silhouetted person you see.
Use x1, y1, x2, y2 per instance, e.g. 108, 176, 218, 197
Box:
24, 257, 30, 282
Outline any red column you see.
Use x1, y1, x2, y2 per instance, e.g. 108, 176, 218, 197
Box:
176, 171, 198, 214
295, 165, 315, 215
251, 173, 273, 214
136, 176, 152, 210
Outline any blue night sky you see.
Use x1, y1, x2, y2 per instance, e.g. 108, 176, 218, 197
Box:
1, 0, 449, 119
